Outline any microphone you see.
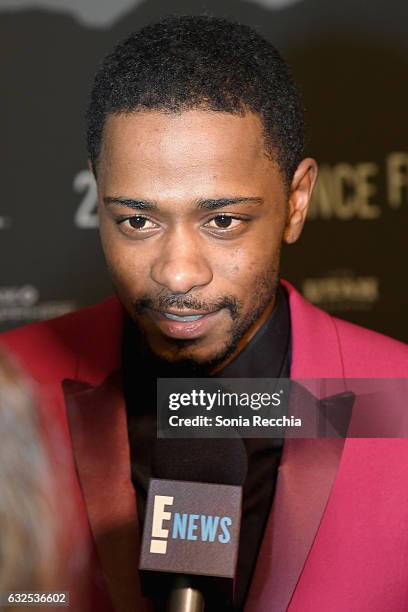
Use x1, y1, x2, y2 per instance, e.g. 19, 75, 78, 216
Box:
139, 437, 247, 611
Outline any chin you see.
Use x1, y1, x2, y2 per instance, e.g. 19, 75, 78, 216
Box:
160, 346, 220, 365
155, 337, 237, 370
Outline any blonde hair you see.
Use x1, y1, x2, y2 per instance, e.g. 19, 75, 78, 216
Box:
0, 352, 60, 607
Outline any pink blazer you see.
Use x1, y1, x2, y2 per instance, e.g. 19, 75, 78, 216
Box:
1, 280, 408, 611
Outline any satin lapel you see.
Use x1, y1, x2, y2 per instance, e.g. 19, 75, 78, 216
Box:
246, 281, 347, 612
247, 437, 346, 612
62, 372, 151, 612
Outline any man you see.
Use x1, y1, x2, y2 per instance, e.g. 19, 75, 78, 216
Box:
2, 15, 408, 612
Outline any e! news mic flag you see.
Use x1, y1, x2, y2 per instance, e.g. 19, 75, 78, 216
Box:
139, 437, 247, 610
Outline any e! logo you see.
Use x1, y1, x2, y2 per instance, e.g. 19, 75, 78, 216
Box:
150, 495, 174, 554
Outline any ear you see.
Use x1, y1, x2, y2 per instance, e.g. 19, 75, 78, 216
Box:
283, 158, 318, 244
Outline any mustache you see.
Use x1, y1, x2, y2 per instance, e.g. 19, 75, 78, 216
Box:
133, 294, 241, 320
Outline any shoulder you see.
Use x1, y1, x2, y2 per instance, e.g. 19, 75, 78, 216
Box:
281, 278, 408, 377
0, 296, 121, 383
331, 315, 408, 377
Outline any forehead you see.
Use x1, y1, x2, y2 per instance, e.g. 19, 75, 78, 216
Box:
99, 109, 280, 197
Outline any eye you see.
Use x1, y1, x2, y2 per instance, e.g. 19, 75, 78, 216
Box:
118, 216, 159, 231
205, 215, 242, 230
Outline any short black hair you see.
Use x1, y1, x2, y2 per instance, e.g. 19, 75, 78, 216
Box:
86, 15, 305, 186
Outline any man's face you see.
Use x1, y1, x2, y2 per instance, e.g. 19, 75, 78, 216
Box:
96, 109, 314, 367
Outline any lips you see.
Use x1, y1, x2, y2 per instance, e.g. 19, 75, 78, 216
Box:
149, 308, 223, 340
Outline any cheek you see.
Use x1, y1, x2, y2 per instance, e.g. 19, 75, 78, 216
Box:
98, 212, 145, 287
99, 231, 148, 295
111, 250, 150, 293
212, 238, 280, 287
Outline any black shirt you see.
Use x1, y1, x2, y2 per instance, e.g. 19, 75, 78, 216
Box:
122, 283, 291, 609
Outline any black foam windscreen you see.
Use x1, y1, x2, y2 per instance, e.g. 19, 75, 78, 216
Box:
152, 437, 248, 486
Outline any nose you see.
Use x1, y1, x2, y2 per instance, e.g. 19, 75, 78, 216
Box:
150, 226, 213, 294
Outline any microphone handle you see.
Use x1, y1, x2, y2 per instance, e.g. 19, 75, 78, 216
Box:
166, 575, 205, 612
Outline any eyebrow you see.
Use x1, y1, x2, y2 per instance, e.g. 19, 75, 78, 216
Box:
104, 196, 264, 211
195, 197, 264, 210
104, 197, 155, 210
